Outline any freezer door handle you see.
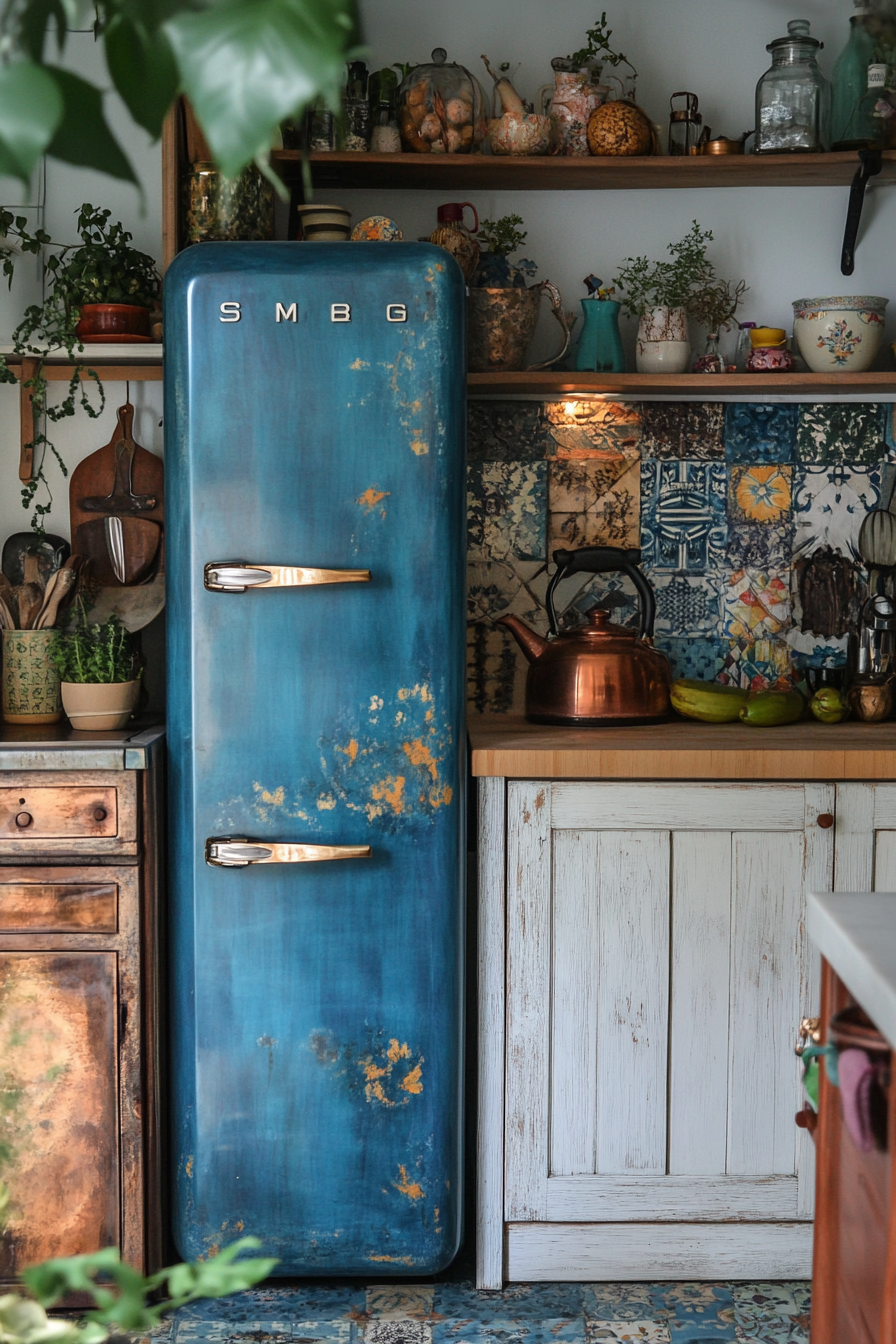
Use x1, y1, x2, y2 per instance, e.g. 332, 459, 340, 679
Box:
204, 562, 371, 592
205, 836, 372, 867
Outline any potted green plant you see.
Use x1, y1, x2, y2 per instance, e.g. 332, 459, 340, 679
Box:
0, 204, 161, 529
49, 607, 141, 731
614, 221, 745, 374
467, 213, 570, 373
688, 276, 749, 372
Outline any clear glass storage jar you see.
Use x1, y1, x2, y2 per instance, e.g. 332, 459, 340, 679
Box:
755, 19, 830, 154
398, 48, 487, 154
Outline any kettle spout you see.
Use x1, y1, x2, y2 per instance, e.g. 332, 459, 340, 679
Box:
498, 614, 548, 663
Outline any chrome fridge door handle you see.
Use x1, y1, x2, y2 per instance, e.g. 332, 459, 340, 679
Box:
204, 562, 371, 592
205, 837, 372, 867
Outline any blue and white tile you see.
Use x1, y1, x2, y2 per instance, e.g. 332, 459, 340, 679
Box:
564, 572, 640, 629
727, 521, 793, 571
586, 1325, 669, 1342
653, 571, 723, 636
641, 459, 727, 572
467, 462, 548, 563
654, 636, 725, 682
792, 463, 881, 559
724, 404, 797, 464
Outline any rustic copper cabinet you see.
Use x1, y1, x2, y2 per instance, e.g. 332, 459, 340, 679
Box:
0, 727, 164, 1283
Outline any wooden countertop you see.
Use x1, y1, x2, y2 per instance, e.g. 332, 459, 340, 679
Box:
468, 715, 896, 779
809, 894, 896, 1049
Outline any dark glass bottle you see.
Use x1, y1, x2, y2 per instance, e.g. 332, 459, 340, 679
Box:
343, 60, 371, 152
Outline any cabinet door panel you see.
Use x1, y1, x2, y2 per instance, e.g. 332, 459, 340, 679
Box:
0, 879, 117, 932
0, 952, 119, 1275
550, 831, 599, 1176
552, 783, 806, 832
669, 831, 731, 1176
594, 831, 669, 1176
727, 831, 804, 1176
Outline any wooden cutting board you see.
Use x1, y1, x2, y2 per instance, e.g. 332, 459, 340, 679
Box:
69, 403, 164, 586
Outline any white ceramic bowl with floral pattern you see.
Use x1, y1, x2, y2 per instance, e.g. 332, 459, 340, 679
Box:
792, 295, 888, 373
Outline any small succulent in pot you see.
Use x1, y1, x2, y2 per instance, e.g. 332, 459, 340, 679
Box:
50, 605, 142, 730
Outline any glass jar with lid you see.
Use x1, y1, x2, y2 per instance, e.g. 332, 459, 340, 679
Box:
398, 48, 487, 154
755, 19, 830, 153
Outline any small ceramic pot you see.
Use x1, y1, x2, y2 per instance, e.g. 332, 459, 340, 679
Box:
486, 113, 553, 155
2, 630, 62, 724
296, 204, 352, 241
61, 679, 140, 731
636, 306, 690, 374
849, 676, 894, 723
746, 345, 795, 372
75, 304, 151, 341
792, 295, 888, 373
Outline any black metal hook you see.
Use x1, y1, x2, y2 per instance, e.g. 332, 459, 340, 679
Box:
841, 147, 883, 276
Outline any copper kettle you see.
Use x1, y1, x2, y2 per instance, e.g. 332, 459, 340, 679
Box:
499, 546, 671, 725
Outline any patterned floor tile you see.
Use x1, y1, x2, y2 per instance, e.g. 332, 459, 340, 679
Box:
367, 1323, 431, 1344
175, 1324, 353, 1344
586, 1324, 669, 1342
467, 462, 547, 563
641, 460, 727, 572
544, 400, 643, 458
641, 403, 724, 459
728, 465, 792, 527
724, 405, 797, 464
467, 401, 554, 462
795, 402, 886, 465
723, 569, 791, 640
654, 572, 723, 636
584, 1287, 664, 1319
367, 1287, 435, 1321
792, 463, 880, 559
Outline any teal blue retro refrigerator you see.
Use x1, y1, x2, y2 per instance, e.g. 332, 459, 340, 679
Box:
164, 243, 466, 1274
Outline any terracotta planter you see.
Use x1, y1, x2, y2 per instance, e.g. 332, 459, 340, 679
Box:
61, 679, 140, 731
76, 303, 151, 341
2, 630, 62, 724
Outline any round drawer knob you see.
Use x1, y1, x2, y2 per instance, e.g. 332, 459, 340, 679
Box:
817, 813, 835, 829
15, 812, 32, 828
93, 807, 107, 822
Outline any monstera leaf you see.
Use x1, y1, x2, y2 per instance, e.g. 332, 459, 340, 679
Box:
0, 0, 361, 187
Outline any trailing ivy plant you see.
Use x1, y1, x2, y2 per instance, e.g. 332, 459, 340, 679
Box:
49, 606, 138, 684
0, 0, 360, 196
0, 204, 161, 531
0, 1238, 277, 1344
613, 221, 746, 325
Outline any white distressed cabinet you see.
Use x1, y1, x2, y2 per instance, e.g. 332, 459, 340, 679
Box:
478, 777, 840, 1287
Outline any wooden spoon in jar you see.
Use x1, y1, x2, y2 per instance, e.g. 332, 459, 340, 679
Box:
35, 567, 77, 629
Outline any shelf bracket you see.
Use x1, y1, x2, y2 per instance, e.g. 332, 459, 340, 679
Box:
841, 147, 883, 276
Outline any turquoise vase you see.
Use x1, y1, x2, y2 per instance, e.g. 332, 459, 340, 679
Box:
574, 298, 625, 373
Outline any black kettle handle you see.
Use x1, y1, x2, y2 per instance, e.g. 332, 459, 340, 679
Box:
545, 545, 656, 639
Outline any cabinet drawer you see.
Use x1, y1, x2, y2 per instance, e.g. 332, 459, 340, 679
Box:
0, 876, 118, 932
0, 787, 117, 838
0, 771, 136, 856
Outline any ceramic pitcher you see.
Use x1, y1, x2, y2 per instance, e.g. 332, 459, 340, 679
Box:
540, 60, 606, 155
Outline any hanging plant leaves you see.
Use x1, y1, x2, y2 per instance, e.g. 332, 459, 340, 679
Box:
163, 0, 361, 178
43, 67, 138, 184
0, 62, 63, 186
104, 14, 179, 139
18, 0, 78, 62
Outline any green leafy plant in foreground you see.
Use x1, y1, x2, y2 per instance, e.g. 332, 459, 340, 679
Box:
49, 608, 138, 685
613, 221, 747, 326
0, 1238, 278, 1344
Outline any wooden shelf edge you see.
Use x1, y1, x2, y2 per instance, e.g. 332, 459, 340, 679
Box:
273, 148, 896, 191
467, 371, 896, 396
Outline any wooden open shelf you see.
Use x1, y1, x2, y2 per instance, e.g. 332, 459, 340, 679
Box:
273, 148, 896, 192
467, 370, 896, 397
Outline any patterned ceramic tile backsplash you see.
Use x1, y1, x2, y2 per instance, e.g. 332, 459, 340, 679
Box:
466, 399, 893, 714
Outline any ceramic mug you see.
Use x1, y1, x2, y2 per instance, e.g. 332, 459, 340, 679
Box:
2, 629, 62, 724
296, 204, 352, 241
746, 345, 795, 372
